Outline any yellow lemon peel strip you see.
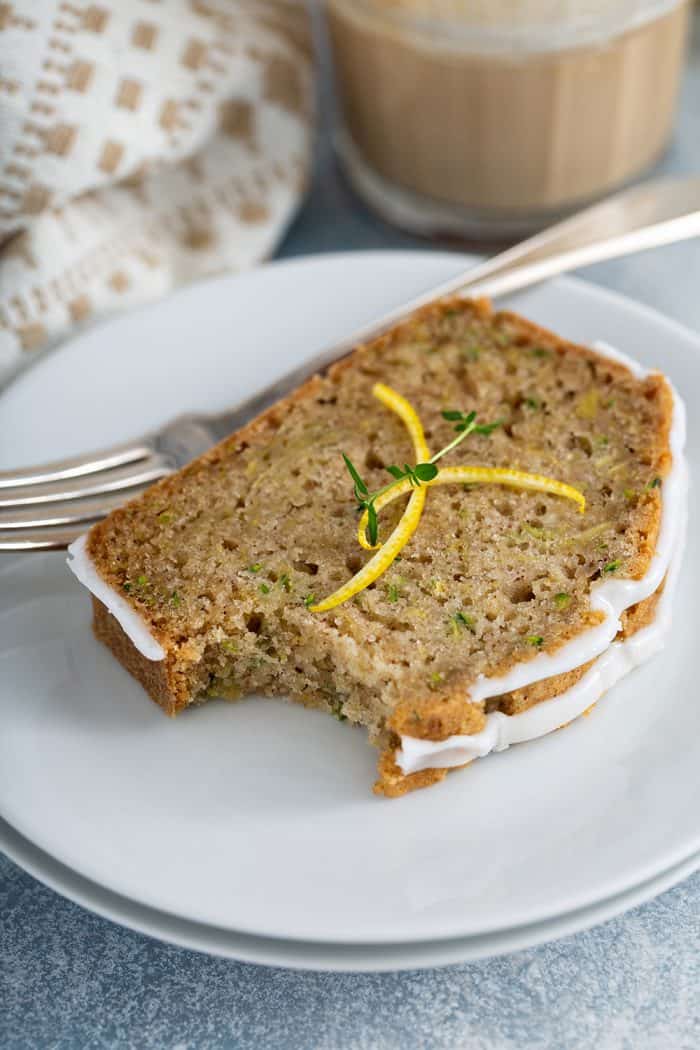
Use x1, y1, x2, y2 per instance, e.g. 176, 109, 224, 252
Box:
373, 382, 430, 462
357, 465, 585, 546
311, 384, 585, 615
309, 486, 427, 613
355, 382, 431, 552
310, 383, 431, 613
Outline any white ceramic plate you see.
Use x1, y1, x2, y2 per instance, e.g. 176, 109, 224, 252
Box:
1, 252, 698, 950
1, 815, 697, 971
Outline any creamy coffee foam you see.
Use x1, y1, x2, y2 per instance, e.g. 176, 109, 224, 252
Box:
357, 0, 683, 46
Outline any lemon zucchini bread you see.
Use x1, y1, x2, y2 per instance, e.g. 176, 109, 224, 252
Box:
69, 299, 681, 796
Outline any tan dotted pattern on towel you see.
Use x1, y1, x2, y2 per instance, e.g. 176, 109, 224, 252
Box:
0, 0, 313, 379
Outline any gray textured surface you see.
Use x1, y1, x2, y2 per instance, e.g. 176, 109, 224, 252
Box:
1, 867, 699, 1049
2, 14, 699, 1050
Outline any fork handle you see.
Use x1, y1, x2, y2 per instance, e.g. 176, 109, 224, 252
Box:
206, 175, 700, 440
346, 175, 700, 334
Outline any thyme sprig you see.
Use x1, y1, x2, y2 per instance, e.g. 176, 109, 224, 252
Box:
312, 382, 584, 615
342, 410, 502, 546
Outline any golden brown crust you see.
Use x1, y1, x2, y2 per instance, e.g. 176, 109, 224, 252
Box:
374, 749, 452, 798
91, 597, 179, 715
390, 690, 488, 741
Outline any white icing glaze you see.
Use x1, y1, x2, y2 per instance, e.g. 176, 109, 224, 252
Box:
397, 478, 687, 774
66, 534, 166, 661
397, 342, 688, 774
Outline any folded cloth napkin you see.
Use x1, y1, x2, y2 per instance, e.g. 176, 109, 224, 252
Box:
0, 0, 314, 384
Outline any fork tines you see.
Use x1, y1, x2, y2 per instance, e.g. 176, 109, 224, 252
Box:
0, 445, 172, 551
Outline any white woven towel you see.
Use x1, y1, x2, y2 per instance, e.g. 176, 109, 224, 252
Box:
0, 0, 314, 383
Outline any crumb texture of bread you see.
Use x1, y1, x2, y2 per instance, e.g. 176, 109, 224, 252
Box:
85, 298, 673, 770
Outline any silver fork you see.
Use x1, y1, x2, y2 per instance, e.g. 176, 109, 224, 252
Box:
3, 175, 700, 552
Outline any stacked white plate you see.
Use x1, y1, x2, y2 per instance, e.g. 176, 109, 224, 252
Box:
1, 253, 698, 971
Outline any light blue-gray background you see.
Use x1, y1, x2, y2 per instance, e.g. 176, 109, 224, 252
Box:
2, 14, 699, 1050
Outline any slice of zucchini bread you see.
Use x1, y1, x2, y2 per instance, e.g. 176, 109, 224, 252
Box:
68, 298, 682, 796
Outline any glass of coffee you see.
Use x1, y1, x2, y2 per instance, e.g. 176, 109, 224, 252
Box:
326, 0, 691, 238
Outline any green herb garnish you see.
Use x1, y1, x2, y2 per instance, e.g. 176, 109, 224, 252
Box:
259, 582, 270, 594
602, 560, 620, 574
342, 452, 369, 503
387, 583, 399, 603
279, 573, 291, 592
525, 397, 539, 411
527, 635, 544, 647
366, 500, 378, 546
440, 409, 503, 437
123, 574, 151, 601
341, 408, 501, 548
303, 593, 315, 607
170, 591, 181, 607
329, 697, 347, 722
554, 592, 571, 609
452, 610, 476, 633
521, 523, 547, 541
248, 563, 262, 574
647, 477, 662, 490
385, 461, 439, 486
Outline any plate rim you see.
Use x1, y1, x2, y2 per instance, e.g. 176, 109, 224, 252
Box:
1, 249, 699, 946
2, 814, 698, 972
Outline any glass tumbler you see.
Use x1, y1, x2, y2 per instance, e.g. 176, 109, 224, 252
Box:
326, 0, 691, 238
